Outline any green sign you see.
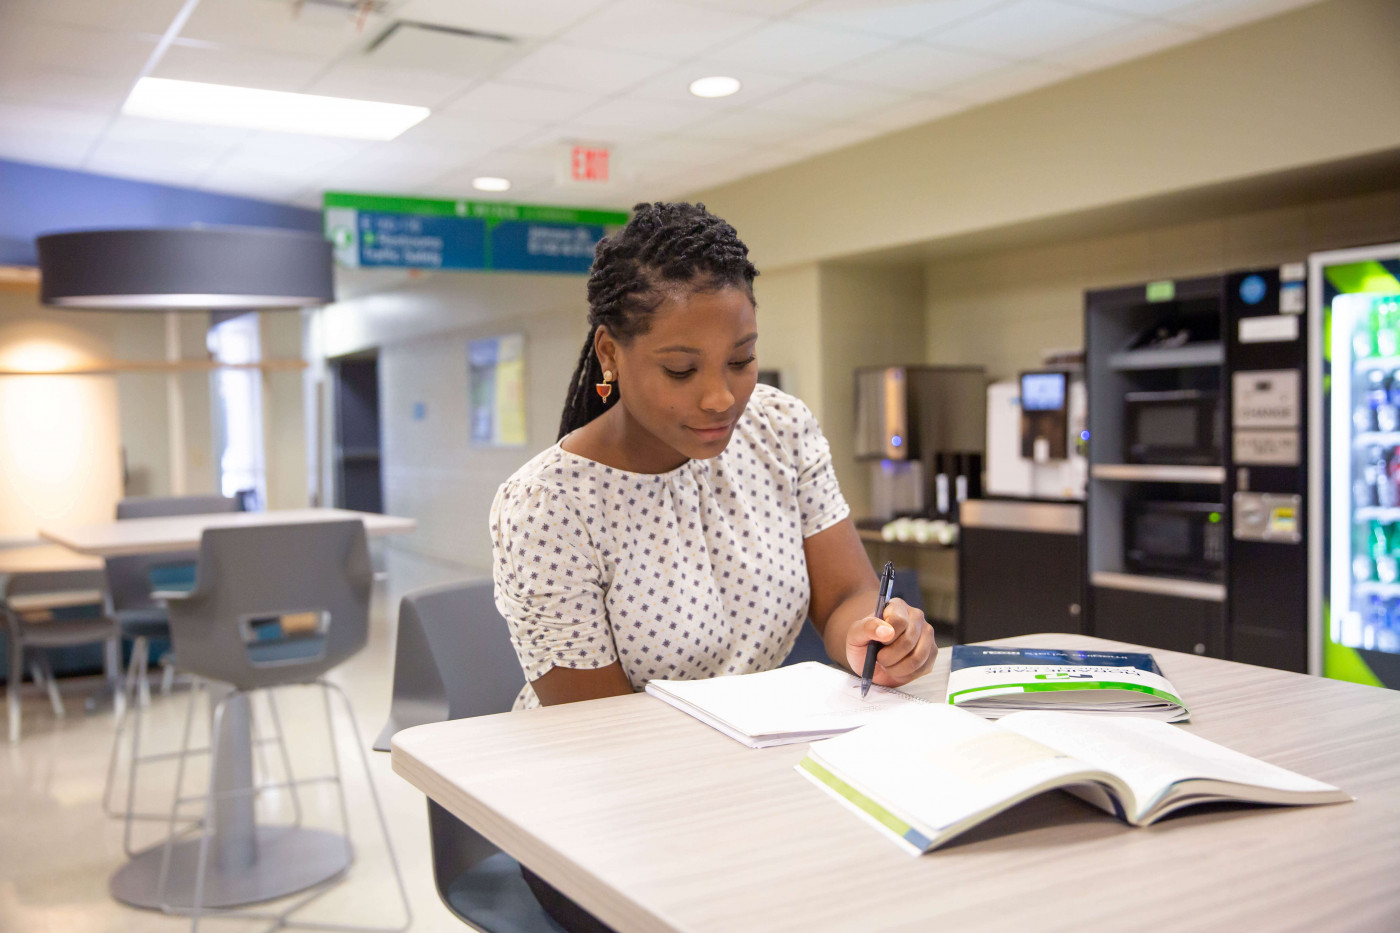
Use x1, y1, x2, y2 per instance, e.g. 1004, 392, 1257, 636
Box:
1145, 280, 1176, 303
322, 191, 629, 274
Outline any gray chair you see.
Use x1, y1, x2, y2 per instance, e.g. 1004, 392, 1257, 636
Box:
3, 568, 122, 742
377, 580, 566, 933
152, 520, 410, 931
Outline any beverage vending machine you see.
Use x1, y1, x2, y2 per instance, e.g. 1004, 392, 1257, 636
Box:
1309, 243, 1400, 689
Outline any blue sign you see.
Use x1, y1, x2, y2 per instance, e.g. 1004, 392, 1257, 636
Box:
491, 221, 604, 274
356, 211, 486, 269
1240, 274, 1267, 305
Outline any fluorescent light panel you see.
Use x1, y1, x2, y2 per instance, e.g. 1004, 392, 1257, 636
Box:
123, 77, 430, 141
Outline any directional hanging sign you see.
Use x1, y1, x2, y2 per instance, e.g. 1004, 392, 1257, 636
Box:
323, 192, 629, 274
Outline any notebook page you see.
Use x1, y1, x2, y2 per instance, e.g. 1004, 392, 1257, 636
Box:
998, 712, 1341, 820
646, 662, 924, 738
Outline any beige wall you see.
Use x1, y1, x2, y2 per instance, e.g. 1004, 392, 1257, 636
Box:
260, 311, 309, 510
752, 263, 823, 417
314, 269, 587, 570
925, 186, 1400, 381
691, 0, 1400, 272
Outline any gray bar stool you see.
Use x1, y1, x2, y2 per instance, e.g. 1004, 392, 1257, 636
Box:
108, 520, 410, 932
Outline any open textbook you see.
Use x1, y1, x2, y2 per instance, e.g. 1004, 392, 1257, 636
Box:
947, 645, 1190, 721
645, 662, 929, 748
797, 703, 1350, 855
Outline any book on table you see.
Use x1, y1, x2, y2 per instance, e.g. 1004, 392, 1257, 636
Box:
946, 645, 1190, 721
797, 703, 1350, 855
644, 661, 929, 748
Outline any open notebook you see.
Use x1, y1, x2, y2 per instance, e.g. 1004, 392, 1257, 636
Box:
797, 703, 1351, 855
645, 662, 930, 748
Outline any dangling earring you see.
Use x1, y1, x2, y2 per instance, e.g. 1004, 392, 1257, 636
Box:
596, 369, 614, 402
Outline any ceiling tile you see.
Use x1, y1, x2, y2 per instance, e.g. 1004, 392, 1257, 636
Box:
625, 62, 799, 107
151, 43, 326, 93
363, 23, 522, 78
678, 107, 822, 148
392, 0, 614, 39
217, 132, 374, 179
795, 0, 1016, 39
558, 0, 766, 60
179, 0, 385, 59
929, 0, 1136, 59
1040, 18, 1201, 70
196, 163, 308, 202
840, 41, 1009, 93
495, 43, 674, 96
681, 0, 811, 16
84, 116, 249, 184
572, 97, 715, 135
778, 122, 887, 157
0, 68, 130, 113
394, 114, 543, 153
315, 140, 468, 193
441, 81, 595, 123
939, 59, 1073, 103
700, 21, 899, 78
0, 21, 156, 79
305, 60, 471, 108
750, 80, 911, 123
861, 94, 969, 130
6, 0, 190, 35
1068, 0, 1218, 16
94, 113, 251, 152
629, 135, 753, 169
0, 101, 110, 167
1162, 0, 1322, 32
85, 150, 220, 187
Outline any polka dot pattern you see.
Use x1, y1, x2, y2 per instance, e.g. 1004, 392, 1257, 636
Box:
490, 384, 850, 710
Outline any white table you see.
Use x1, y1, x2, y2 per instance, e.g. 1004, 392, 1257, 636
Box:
393, 634, 1400, 933
0, 543, 104, 574
39, 507, 415, 556
37, 508, 417, 913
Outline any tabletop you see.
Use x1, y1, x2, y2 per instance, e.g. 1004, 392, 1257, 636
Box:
38, 507, 417, 556
392, 633, 1400, 933
0, 543, 104, 575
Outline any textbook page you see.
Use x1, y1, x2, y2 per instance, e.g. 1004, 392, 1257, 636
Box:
998, 711, 1348, 822
797, 704, 1116, 854
646, 662, 926, 747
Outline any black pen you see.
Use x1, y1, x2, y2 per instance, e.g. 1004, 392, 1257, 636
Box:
861, 562, 896, 699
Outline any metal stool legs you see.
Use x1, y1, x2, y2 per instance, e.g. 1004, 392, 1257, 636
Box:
147, 681, 410, 932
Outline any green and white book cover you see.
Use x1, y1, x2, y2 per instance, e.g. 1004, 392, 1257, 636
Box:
946, 646, 1189, 721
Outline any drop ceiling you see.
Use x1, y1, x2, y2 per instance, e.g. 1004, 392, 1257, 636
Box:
0, 0, 1323, 211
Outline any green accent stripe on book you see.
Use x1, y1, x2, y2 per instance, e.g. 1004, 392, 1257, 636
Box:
797, 757, 932, 850
948, 681, 1186, 709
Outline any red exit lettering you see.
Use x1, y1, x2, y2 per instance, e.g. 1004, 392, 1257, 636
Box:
570, 146, 610, 183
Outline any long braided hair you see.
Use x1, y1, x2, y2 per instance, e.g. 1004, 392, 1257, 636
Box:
557, 201, 759, 440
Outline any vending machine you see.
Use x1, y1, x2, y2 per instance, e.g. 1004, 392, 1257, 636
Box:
1309, 243, 1400, 689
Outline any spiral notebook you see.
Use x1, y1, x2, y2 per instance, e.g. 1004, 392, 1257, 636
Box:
645, 662, 930, 748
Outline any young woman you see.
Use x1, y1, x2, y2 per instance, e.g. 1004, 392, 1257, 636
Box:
488, 202, 937, 928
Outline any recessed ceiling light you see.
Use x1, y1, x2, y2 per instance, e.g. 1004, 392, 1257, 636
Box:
472, 177, 511, 192
688, 76, 742, 99
123, 77, 429, 141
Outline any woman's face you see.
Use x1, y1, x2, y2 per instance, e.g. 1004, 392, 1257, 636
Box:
603, 284, 758, 467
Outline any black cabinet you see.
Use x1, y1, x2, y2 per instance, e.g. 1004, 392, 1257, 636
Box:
958, 500, 1084, 643
1091, 586, 1224, 658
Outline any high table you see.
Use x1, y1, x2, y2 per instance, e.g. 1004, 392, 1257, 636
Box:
38, 508, 417, 913
392, 634, 1400, 933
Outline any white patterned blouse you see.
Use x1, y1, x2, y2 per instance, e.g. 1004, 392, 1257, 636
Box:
489, 383, 851, 710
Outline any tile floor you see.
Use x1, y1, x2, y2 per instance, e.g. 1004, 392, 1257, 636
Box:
1, 546, 483, 933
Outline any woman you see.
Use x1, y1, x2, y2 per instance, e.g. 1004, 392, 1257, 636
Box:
489, 201, 936, 929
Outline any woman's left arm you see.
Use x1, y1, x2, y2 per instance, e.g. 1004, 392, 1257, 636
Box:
804, 518, 938, 687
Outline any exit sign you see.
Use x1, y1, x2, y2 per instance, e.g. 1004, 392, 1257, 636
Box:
558, 142, 614, 188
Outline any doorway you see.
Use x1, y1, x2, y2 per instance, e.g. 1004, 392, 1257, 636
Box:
330, 353, 383, 514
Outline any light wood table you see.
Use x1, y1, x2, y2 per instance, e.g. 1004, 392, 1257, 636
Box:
393, 634, 1400, 933
39, 507, 415, 556
0, 543, 104, 574
35, 508, 417, 913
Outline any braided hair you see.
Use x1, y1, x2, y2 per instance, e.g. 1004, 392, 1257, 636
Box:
557, 201, 758, 440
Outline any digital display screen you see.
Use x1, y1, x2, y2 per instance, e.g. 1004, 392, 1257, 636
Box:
1021, 372, 1066, 411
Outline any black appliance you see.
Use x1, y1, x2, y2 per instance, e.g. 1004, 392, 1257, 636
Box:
1125, 501, 1225, 580
1124, 389, 1221, 464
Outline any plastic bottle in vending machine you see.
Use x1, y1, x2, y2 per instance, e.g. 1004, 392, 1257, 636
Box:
1366, 371, 1395, 434
1354, 521, 1374, 582
1376, 448, 1398, 509
1380, 374, 1400, 432
1358, 448, 1380, 507
1379, 298, 1400, 359
1372, 520, 1398, 583
1355, 303, 1378, 358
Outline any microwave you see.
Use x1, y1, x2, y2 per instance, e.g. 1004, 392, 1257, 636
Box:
1124, 389, 1221, 465
1125, 501, 1225, 580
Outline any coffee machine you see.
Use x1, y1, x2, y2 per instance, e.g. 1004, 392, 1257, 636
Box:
984, 369, 1087, 501
853, 366, 987, 521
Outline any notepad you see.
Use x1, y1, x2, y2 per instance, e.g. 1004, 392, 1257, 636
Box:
645, 662, 930, 748
797, 703, 1351, 855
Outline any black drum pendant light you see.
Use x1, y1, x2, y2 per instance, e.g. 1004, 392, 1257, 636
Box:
36, 226, 335, 310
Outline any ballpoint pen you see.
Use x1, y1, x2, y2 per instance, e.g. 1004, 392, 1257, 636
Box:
860, 562, 896, 699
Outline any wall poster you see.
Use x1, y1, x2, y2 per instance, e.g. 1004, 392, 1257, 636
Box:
469, 334, 526, 447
